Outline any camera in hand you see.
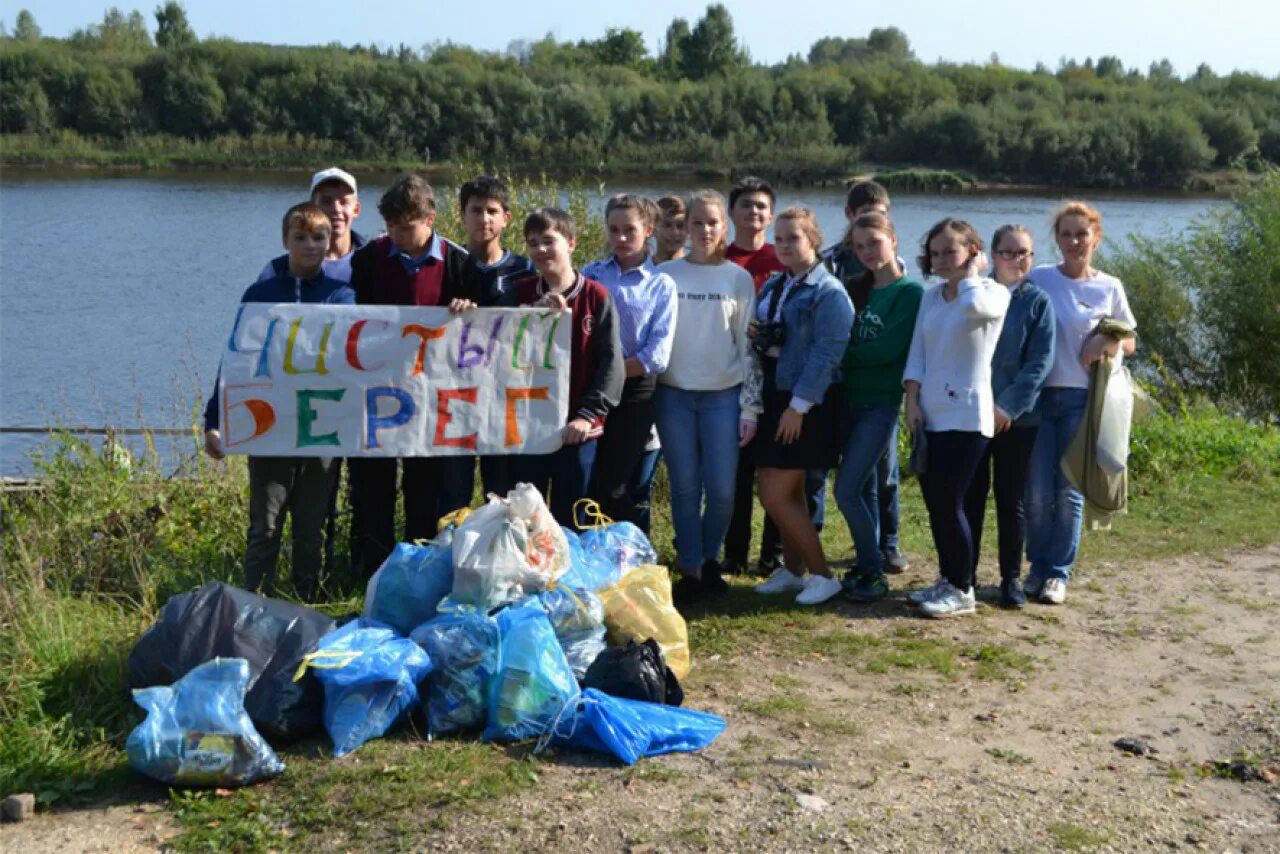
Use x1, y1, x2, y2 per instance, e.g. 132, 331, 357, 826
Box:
752, 321, 786, 356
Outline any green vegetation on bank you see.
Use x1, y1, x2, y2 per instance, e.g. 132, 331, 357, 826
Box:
1102, 171, 1280, 420
2, 3, 1279, 188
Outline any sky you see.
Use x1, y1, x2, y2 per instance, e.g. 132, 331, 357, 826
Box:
9, 0, 1280, 78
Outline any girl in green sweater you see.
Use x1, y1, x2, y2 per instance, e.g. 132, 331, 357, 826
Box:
833, 213, 924, 602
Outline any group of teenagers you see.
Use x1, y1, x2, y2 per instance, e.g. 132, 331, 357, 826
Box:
203, 167, 1137, 619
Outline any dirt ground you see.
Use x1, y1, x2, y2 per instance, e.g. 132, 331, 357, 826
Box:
4, 545, 1279, 852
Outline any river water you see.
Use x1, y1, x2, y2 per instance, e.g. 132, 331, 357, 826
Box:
0, 170, 1223, 475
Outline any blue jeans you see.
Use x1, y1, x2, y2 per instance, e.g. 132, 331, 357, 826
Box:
508, 440, 597, 528
1025, 387, 1088, 582
834, 404, 901, 576
879, 421, 901, 550
654, 385, 741, 573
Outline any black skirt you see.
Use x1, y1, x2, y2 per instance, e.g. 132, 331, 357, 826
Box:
754, 358, 843, 471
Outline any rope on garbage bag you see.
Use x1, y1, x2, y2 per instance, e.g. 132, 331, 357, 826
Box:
291, 648, 364, 682
572, 498, 614, 530
532, 692, 590, 756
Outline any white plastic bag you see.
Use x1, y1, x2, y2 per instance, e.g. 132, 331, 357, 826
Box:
1097, 356, 1134, 475
449, 485, 570, 611
506, 483, 571, 582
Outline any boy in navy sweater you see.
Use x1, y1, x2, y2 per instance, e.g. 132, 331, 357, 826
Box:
259, 167, 368, 283
437, 175, 533, 514
204, 203, 355, 601
507, 207, 623, 527
347, 174, 467, 577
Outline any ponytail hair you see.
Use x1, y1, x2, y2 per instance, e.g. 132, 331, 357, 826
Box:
919, 217, 983, 277
686, 189, 729, 261
848, 212, 898, 289
604, 192, 658, 229
1051, 199, 1104, 243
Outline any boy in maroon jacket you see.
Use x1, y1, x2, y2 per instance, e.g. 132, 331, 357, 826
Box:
509, 207, 624, 526
348, 174, 467, 577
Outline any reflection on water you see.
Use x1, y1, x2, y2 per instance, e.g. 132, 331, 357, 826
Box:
0, 171, 1224, 474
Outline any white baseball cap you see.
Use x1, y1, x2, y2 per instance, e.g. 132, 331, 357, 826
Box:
309, 167, 357, 195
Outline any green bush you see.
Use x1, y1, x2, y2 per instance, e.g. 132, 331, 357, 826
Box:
1102, 170, 1280, 418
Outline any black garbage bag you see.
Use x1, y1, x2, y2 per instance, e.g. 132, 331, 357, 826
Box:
128, 582, 336, 741
582, 639, 684, 707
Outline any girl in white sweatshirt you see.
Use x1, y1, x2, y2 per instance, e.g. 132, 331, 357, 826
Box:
903, 218, 1010, 618
656, 190, 763, 605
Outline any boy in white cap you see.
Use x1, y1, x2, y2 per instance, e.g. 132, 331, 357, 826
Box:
258, 167, 367, 282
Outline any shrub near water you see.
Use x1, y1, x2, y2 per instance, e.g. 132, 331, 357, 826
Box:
1104, 170, 1280, 419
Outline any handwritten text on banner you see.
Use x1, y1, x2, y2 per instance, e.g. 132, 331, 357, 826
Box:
218, 305, 571, 456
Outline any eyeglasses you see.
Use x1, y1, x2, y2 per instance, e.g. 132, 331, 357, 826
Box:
995, 249, 1034, 261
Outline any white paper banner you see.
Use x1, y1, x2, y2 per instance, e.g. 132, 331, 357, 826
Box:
217, 304, 571, 456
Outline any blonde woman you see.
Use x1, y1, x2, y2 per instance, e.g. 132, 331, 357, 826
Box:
656, 190, 762, 605
1023, 202, 1136, 605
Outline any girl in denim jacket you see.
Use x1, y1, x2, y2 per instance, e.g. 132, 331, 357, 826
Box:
751, 207, 854, 607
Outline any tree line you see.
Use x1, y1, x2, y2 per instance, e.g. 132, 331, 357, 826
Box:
2, 3, 1278, 187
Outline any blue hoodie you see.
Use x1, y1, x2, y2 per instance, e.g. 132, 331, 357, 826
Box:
203, 271, 356, 431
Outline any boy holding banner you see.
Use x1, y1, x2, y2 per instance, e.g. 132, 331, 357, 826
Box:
508, 207, 624, 526
437, 175, 534, 516
348, 174, 468, 576
203, 203, 355, 601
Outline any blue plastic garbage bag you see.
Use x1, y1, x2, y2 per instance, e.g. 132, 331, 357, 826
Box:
549, 688, 726, 765
127, 657, 285, 787
484, 606, 580, 742
575, 522, 657, 589
519, 587, 607, 680
558, 527, 613, 592
409, 611, 499, 736
363, 538, 454, 636
302, 618, 433, 757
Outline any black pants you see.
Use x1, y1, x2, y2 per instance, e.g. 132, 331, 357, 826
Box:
588, 374, 657, 525
436, 456, 513, 518
725, 435, 775, 567
963, 425, 1038, 587
349, 457, 442, 579
918, 430, 990, 590
245, 456, 338, 600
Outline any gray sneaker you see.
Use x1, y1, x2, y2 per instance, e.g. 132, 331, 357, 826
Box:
919, 581, 977, 618
882, 547, 909, 574
1023, 575, 1045, 598
907, 575, 947, 605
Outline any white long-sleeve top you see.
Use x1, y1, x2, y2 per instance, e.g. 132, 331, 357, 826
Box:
657, 257, 763, 417
902, 276, 1011, 437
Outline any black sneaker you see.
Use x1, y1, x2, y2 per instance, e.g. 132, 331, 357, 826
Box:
673, 573, 706, 607
719, 559, 747, 576
700, 560, 730, 595
882, 547, 909, 574
844, 571, 890, 603
753, 556, 781, 577
999, 578, 1027, 609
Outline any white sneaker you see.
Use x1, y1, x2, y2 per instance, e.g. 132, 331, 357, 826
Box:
1040, 578, 1067, 605
907, 575, 947, 605
795, 574, 843, 606
918, 581, 976, 618
755, 567, 808, 595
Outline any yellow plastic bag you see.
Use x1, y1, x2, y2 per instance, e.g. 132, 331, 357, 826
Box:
598, 564, 690, 680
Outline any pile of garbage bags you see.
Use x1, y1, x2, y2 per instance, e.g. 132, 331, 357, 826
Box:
125, 485, 724, 785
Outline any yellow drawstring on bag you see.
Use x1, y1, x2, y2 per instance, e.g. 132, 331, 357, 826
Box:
572, 498, 615, 530
292, 648, 364, 682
